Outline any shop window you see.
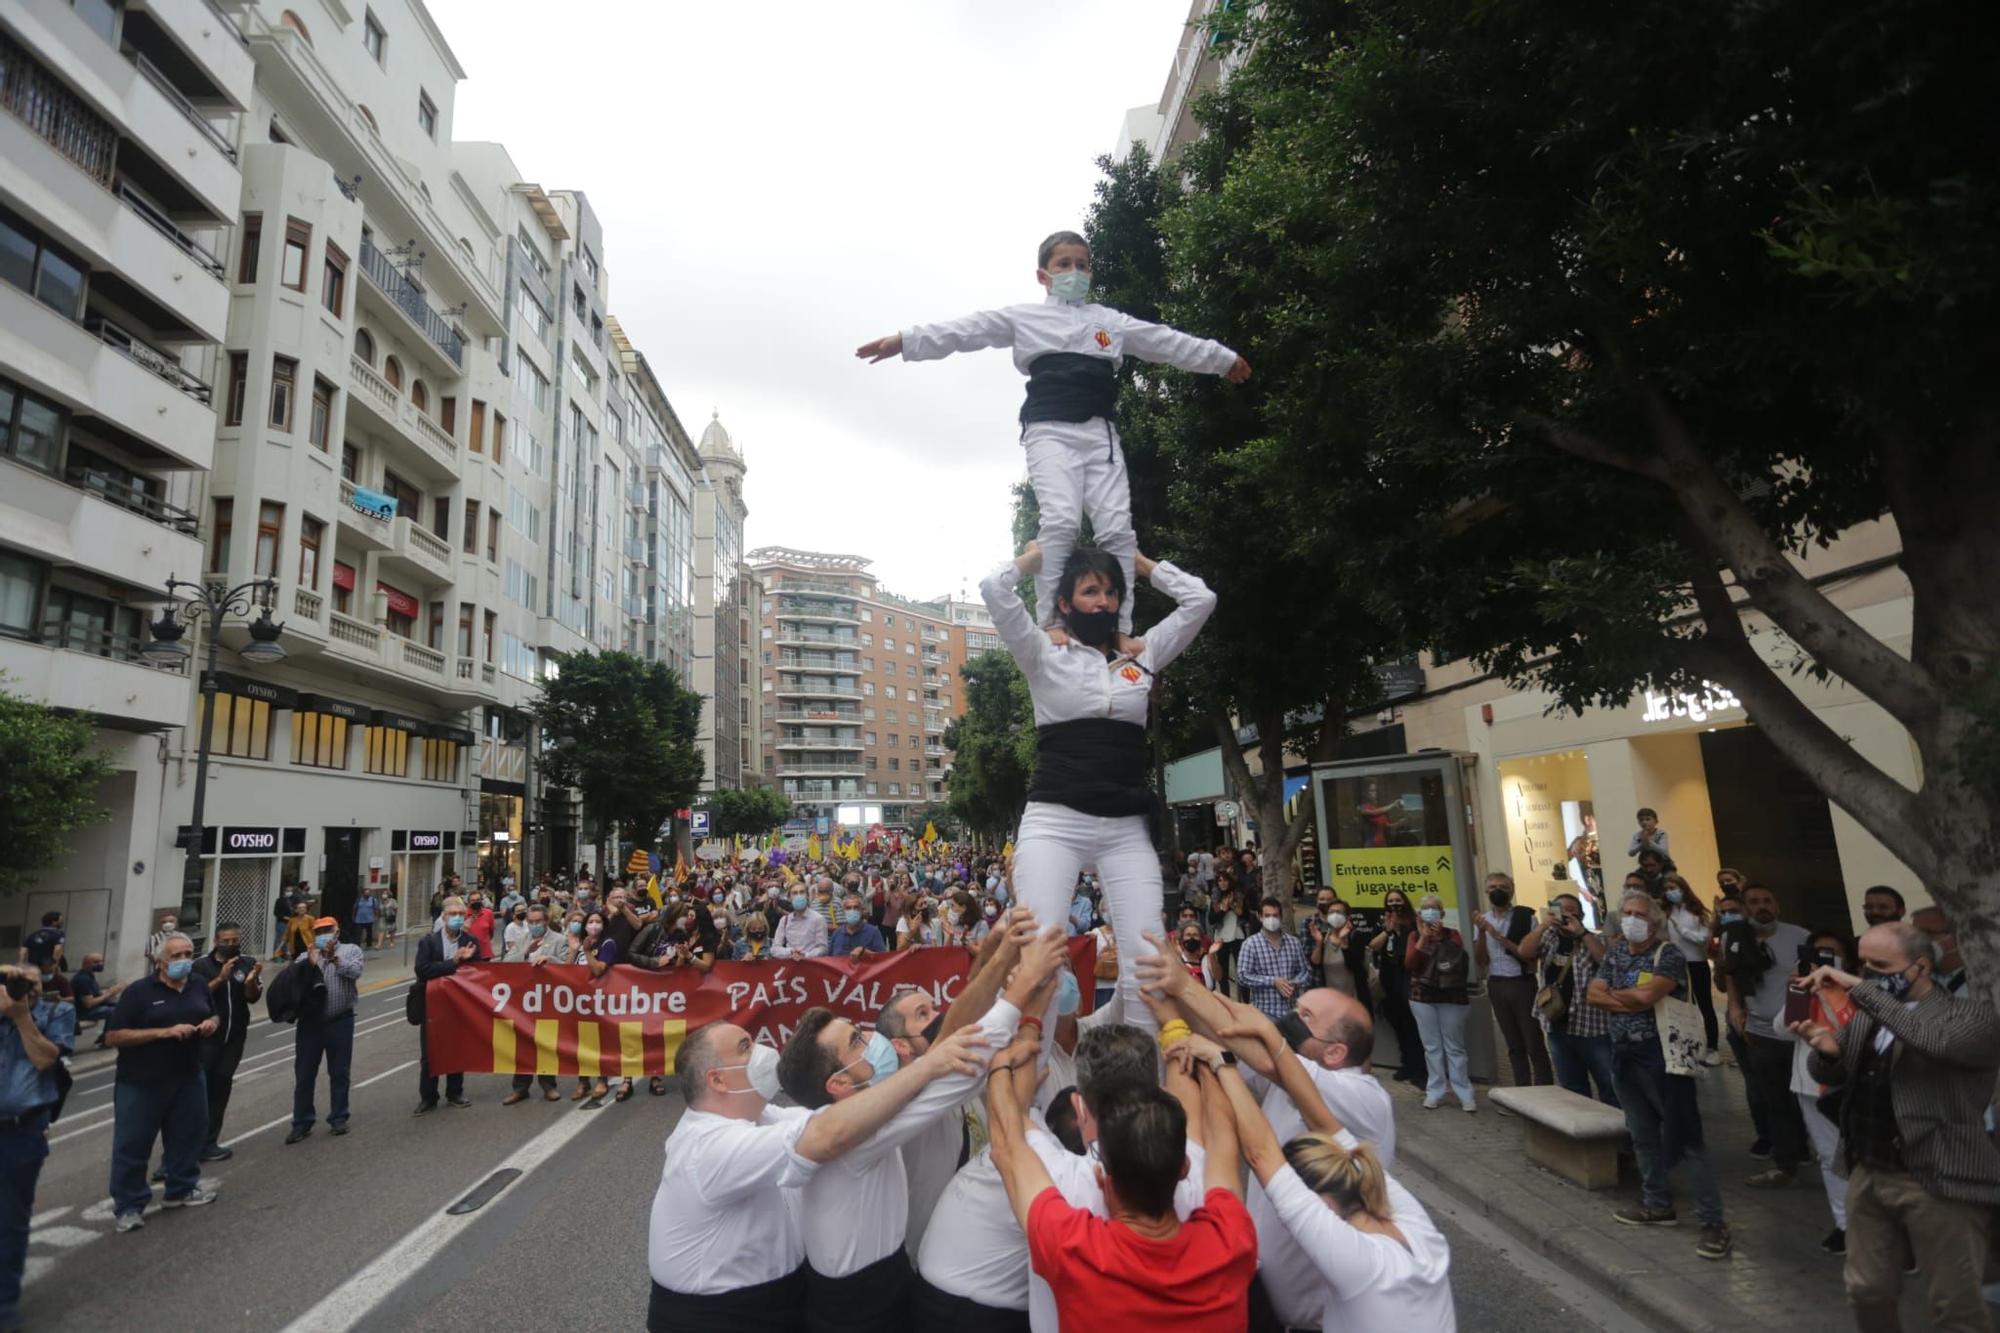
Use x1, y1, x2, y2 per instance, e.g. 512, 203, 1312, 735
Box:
364, 725, 409, 776
422, 736, 461, 782
291, 711, 349, 769
196, 689, 273, 760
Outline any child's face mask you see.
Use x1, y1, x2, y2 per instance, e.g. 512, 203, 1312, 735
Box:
1045, 269, 1091, 304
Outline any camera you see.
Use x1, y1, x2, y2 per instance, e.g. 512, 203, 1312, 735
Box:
3, 972, 33, 1001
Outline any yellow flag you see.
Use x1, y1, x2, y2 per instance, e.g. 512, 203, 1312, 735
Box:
645, 874, 662, 908
808, 833, 823, 861
923, 821, 938, 845
674, 851, 689, 884
1001, 839, 1014, 859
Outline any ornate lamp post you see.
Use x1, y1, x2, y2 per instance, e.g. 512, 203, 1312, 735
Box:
143, 576, 286, 915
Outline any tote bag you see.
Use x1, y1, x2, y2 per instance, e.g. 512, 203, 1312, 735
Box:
1648, 943, 1706, 1076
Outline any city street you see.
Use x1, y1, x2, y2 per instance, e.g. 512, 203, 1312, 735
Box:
22, 970, 1643, 1332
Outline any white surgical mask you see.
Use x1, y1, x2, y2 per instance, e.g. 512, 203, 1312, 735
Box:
1047, 269, 1091, 304
1620, 915, 1651, 944
1326, 913, 1347, 931
1260, 915, 1283, 932
714, 1044, 783, 1102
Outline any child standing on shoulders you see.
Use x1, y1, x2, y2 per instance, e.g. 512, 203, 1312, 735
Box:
1628, 807, 1669, 860
857, 230, 1250, 654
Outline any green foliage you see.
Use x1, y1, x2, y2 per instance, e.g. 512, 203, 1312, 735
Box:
0, 682, 113, 894
904, 801, 963, 842
533, 652, 705, 846
943, 651, 1037, 841
701, 786, 791, 841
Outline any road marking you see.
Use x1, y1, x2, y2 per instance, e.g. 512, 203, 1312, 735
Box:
28, 1207, 71, 1228
25, 1224, 95, 1250
219, 1059, 417, 1148
278, 1105, 605, 1332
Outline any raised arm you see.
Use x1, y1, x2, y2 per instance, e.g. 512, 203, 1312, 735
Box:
937, 908, 1034, 1042
897, 309, 1018, 362
1210, 1053, 1287, 1186
986, 1040, 1059, 1230
1198, 1060, 1243, 1199
794, 1023, 992, 1164
1136, 935, 1279, 1078
1134, 555, 1217, 674
978, 551, 1054, 680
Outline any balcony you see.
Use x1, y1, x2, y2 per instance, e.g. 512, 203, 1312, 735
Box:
779, 652, 858, 671
358, 236, 465, 369
0, 621, 189, 730
773, 680, 861, 701
783, 782, 862, 802
0, 459, 200, 595
776, 733, 863, 750
923, 650, 946, 667
775, 763, 866, 779
625, 536, 647, 563
293, 586, 323, 622
380, 516, 454, 587
318, 613, 492, 705
128, 50, 235, 163
925, 714, 945, 734
926, 744, 948, 758
770, 579, 857, 598
773, 625, 857, 648
335, 478, 393, 552
124, 0, 257, 114
773, 707, 861, 723
346, 354, 458, 479
777, 597, 859, 624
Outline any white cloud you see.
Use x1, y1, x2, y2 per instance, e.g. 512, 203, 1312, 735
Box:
429, 0, 1194, 596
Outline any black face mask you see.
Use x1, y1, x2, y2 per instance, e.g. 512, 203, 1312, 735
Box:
1488, 889, 1510, 907
920, 1011, 946, 1047
1065, 607, 1118, 648
1274, 1011, 1315, 1053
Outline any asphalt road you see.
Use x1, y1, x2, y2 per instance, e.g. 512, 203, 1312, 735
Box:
23, 977, 1643, 1331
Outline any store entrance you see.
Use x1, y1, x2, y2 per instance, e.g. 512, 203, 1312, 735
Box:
321, 828, 362, 939
1700, 726, 1847, 928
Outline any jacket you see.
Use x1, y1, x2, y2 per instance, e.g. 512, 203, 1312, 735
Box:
1808, 981, 2000, 1204
412, 928, 484, 1024
901, 295, 1237, 386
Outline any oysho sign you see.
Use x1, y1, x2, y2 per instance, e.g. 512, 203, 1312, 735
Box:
409, 831, 443, 851
222, 826, 279, 854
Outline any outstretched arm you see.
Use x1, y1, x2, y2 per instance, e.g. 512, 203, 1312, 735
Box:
1137, 934, 1279, 1077
1114, 312, 1242, 378
894, 310, 1018, 362
987, 1041, 1058, 1230
794, 1024, 992, 1163
938, 908, 1035, 1041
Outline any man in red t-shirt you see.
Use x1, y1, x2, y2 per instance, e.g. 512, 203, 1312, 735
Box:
987, 1030, 1256, 1330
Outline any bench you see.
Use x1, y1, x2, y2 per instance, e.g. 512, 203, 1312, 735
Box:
1489, 1085, 1630, 1189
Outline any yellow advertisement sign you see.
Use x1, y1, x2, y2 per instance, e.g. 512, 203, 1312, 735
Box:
1326, 845, 1460, 910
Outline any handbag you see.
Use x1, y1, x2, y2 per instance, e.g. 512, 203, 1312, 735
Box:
1424, 933, 1470, 993
1647, 943, 1706, 1076
1533, 949, 1573, 1024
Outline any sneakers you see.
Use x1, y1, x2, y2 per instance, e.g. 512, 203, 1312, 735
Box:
1461, 1101, 1479, 1113
114, 1211, 145, 1233
197, 1145, 233, 1162
284, 1126, 312, 1145
1747, 1138, 1772, 1160
1613, 1205, 1679, 1227
1422, 1098, 1442, 1110
1821, 1227, 1847, 1254
162, 1187, 218, 1209
445, 1096, 472, 1108
329, 1121, 350, 1137
1745, 1167, 1795, 1189
413, 1100, 439, 1116
1701, 1050, 1724, 1067
1696, 1224, 1734, 1260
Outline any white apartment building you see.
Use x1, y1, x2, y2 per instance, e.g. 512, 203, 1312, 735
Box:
691, 412, 748, 792
0, 0, 251, 968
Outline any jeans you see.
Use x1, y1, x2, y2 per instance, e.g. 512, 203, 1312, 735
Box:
199, 1037, 245, 1147
0, 1112, 51, 1327
418, 1022, 463, 1104
1549, 1030, 1621, 1107
110, 1077, 207, 1216
1411, 1000, 1473, 1105
1013, 802, 1163, 1039
1487, 975, 1553, 1085
293, 1009, 355, 1130
1742, 1032, 1807, 1169
1378, 983, 1428, 1082
1610, 1040, 1723, 1226
1022, 419, 1136, 636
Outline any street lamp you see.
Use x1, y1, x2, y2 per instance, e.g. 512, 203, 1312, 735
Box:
145, 576, 286, 918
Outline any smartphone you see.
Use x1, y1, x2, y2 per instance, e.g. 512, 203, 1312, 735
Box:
1783, 982, 1813, 1026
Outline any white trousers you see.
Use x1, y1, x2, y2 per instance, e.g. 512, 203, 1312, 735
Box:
1013, 801, 1161, 1037
1799, 1091, 1849, 1228
1022, 418, 1135, 636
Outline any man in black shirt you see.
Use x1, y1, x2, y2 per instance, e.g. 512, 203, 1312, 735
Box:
189, 923, 263, 1161
104, 933, 219, 1230
18, 913, 64, 972
68, 953, 120, 1048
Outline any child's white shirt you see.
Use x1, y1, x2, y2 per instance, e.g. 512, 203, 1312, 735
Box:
902, 294, 1237, 382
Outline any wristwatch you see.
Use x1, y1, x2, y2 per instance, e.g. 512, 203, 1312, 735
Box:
1204, 1050, 1237, 1072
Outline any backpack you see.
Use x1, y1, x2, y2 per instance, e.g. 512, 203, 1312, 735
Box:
266, 957, 326, 1025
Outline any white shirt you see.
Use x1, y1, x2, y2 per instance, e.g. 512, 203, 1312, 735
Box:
1481, 910, 1524, 979
902, 294, 1238, 385
502, 921, 528, 953
1664, 907, 1710, 962
901, 1102, 965, 1260
1195, 851, 1216, 884
786, 1000, 1021, 1278
648, 1104, 815, 1296
1245, 1058, 1398, 1329
1264, 1140, 1455, 1333
979, 558, 1215, 729
918, 1142, 1033, 1309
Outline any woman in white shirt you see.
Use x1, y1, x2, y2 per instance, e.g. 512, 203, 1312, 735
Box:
1199, 1026, 1456, 1332
1661, 873, 1721, 1064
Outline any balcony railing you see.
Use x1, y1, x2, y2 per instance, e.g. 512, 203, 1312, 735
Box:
769, 579, 858, 598
400, 639, 445, 676
36, 618, 185, 671
773, 708, 861, 723
328, 612, 380, 652
775, 682, 861, 698
0, 30, 117, 186
86, 316, 213, 403
774, 626, 857, 645
114, 181, 225, 279
359, 236, 465, 366
63, 463, 200, 534
129, 50, 237, 162
294, 587, 323, 620
783, 782, 861, 800
406, 521, 451, 564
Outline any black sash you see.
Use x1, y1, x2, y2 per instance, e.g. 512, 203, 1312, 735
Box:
648, 1266, 806, 1333
1026, 718, 1151, 818
1020, 353, 1117, 426
910, 1269, 1030, 1333
804, 1247, 913, 1333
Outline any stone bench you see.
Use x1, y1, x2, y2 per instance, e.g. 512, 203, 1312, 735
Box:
1490, 1085, 1630, 1189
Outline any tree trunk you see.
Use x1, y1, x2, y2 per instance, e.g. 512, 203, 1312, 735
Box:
1212, 695, 1345, 906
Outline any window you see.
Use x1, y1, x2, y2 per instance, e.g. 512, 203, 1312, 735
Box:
486, 509, 500, 561
291, 711, 349, 769
422, 735, 460, 782
363, 9, 385, 63
0, 376, 64, 474
483, 610, 496, 662
0, 210, 86, 321
298, 516, 323, 588
491, 411, 506, 464
340, 443, 359, 483
462, 500, 478, 554
515, 285, 550, 342
308, 377, 334, 450
354, 327, 375, 366
196, 689, 273, 760
865, 755, 877, 771
515, 356, 549, 410
572, 284, 586, 322
280, 219, 310, 292
331, 561, 353, 615
224, 353, 248, 426
458, 603, 473, 657
417, 92, 437, 139
321, 242, 346, 316
909, 735, 920, 750
469, 399, 485, 454
269, 356, 296, 431
237, 213, 262, 283
381, 469, 419, 521
887, 733, 898, 748
440, 397, 455, 435
363, 724, 408, 776
254, 501, 284, 578
864, 731, 877, 745
0, 551, 41, 638
432, 497, 449, 541
427, 600, 445, 650
209, 498, 232, 571
889, 782, 901, 796
410, 380, 429, 415
382, 356, 402, 390
884, 637, 895, 652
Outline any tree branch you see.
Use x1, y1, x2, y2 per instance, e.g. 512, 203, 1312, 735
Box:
1519, 412, 1671, 483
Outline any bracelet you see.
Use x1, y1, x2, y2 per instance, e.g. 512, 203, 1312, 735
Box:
1018, 1016, 1044, 1033
1158, 1019, 1192, 1049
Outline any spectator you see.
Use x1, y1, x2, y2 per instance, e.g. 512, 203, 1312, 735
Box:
941, 891, 979, 949
1909, 906, 1966, 995
814, 877, 840, 935
353, 888, 379, 949
1627, 807, 1669, 860
0, 963, 73, 1330
380, 891, 399, 944
1176, 924, 1222, 991
18, 912, 64, 972
189, 926, 261, 1160
501, 905, 530, 957
1798, 921, 2000, 1328
1521, 894, 1619, 1106
1211, 879, 1246, 999
1589, 889, 1731, 1259
774, 887, 829, 959
1634, 849, 1671, 897
1066, 879, 1095, 938
104, 932, 220, 1230
281, 900, 316, 960
1471, 871, 1552, 1089
272, 884, 302, 957
1861, 885, 1905, 928
1406, 894, 1474, 1111
1304, 890, 1370, 1011
1236, 897, 1313, 1021
1729, 884, 1812, 1189
1660, 874, 1721, 1064
734, 914, 775, 960
830, 894, 887, 957
581, 908, 632, 1104
412, 897, 480, 1115
1369, 891, 1428, 1087
500, 906, 564, 1107
1710, 889, 1775, 1154
1089, 912, 1120, 1009
286, 917, 363, 1143
146, 913, 183, 968
1237, 849, 1262, 898
28, 957, 69, 1003
462, 890, 497, 957
1789, 928, 1859, 1253
68, 952, 121, 1044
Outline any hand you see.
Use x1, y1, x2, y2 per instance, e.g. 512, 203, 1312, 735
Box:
1225, 355, 1252, 384
1274, 978, 1296, 999
1307, 918, 1324, 939
1727, 1003, 1746, 1037
1215, 997, 1285, 1057
248, 959, 264, 977
1788, 1018, 1840, 1056
1016, 926, 1068, 992
1177, 1032, 1226, 1065
196, 1017, 218, 1037
1803, 965, 1861, 994
1015, 541, 1044, 576
1135, 933, 1186, 996
1133, 551, 1158, 578
168, 1023, 197, 1041
921, 1024, 992, 1080
1, 973, 34, 1021
855, 333, 903, 363
455, 945, 475, 963
1422, 922, 1442, 942
850, 947, 870, 962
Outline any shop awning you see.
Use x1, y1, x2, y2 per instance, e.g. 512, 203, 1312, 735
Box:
295, 691, 366, 722
331, 562, 355, 591
369, 708, 433, 733
429, 724, 478, 745
375, 582, 420, 619
210, 671, 297, 709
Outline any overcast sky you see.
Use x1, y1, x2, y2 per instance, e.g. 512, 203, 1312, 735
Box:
429, 0, 1196, 601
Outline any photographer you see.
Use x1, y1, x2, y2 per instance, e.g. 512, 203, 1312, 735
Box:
1, 965, 73, 1332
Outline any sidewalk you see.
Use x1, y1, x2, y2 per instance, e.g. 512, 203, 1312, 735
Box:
1388, 1045, 1940, 1332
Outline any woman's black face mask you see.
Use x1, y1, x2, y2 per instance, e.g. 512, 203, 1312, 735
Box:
1065, 607, 1118, 647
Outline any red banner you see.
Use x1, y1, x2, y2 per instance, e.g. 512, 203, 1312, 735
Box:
424, 941, 1097, 1078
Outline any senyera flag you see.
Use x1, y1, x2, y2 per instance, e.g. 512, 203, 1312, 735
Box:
424, 940, 1097, 1079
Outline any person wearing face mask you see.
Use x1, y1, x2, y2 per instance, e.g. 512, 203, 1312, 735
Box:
829, 893, 887, 958
104, 932, 220, 1230
413, 896, 483, 1115
500, 906, 565, 1106
68, 951, 122, 1046
1405, 894, 1476, 1111
189, 925, 262, 1159
146, 912, 184, 969
1794, 921, 2000, 1328
285, 917, 365, 1143
1469, 872, 1553, 1089
1708, 891, 1775, 1154
982, 540, 1215, 1050
1177, 925, 1222, 991
1725, 884, 1812, 1189
1520, 893, 1619, 1106
1786, 929, 1860, 1253
1236, 897, 1314, 1022
734, 913, 774, 961
1586, 889, 1732, 1259
1368, 893, 1429, 1087
1303, 891, 1369, 1011
860, 230, 1247, 654
773, 887, 829, 960
1658, 874, 1721, 1064
0, 961, 73, 1328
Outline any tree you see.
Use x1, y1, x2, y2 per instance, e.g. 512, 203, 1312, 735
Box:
943, 651, 1037, 844
534, 652, 704, 862
0, 682, 113, 894
1177, 1, 2000, 995
904, 801, 963, 844
702, 786, 791, 841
